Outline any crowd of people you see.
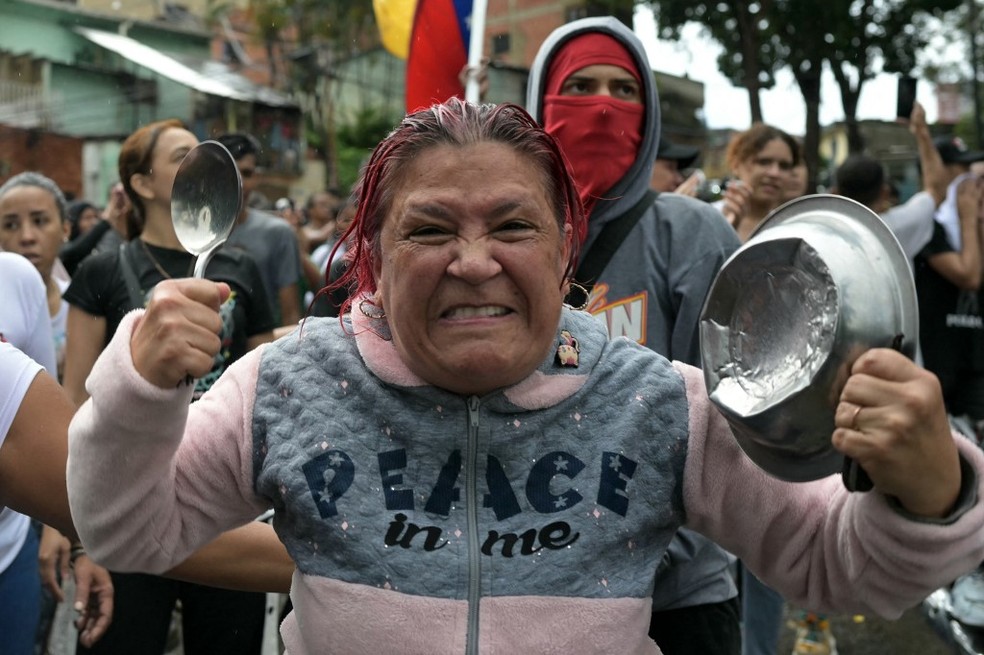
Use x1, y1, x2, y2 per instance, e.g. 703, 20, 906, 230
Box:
1, 14, 984, 655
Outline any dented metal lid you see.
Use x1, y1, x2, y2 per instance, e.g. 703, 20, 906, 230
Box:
700, 194, 918, 482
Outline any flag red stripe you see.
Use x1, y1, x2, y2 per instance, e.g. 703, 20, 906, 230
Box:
405, 0, 468, 113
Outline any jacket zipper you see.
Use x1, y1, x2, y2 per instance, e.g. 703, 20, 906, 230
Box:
465, 395, 481, 655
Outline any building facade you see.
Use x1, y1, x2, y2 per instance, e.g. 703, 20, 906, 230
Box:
0, 0, 299, 202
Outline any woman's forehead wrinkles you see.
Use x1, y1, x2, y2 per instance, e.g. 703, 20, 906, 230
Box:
401, 197, 536, 223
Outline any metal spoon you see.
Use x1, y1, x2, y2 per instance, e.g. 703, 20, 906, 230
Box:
171, 140, 242, 279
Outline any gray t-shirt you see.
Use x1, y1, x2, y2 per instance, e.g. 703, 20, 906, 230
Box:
225, 208, 302, 321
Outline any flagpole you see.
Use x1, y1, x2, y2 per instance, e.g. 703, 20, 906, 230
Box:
465, 0, 487, 103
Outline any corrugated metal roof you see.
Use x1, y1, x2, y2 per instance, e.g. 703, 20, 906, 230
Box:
74, 26, 297, 108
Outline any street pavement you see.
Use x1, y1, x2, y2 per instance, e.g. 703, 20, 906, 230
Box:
776, 602, 955, 655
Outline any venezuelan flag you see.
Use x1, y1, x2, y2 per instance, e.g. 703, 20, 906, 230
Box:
405, 0, 473, 113
373, 0, 417, 59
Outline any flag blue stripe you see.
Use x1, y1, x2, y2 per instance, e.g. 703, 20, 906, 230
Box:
453, 0, 473, 48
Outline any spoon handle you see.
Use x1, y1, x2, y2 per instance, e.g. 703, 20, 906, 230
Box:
182, 241, 227, 388
192, 242, 223, 279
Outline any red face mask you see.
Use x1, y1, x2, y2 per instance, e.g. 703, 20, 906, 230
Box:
544, 94, 644, 215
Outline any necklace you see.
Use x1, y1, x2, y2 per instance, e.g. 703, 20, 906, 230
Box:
139, 239, 195, 280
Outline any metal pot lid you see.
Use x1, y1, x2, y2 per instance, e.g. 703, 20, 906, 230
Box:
700, 194, 918, 481
755, 193, 919, 353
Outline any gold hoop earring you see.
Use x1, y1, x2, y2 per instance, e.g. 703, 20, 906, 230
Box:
564, 282, 590, 311
358, 298, 386, 320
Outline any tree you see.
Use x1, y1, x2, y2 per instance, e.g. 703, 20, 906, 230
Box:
822, 0, 961, 152
335, 107, 397, 192
645, 0, 963, 190
648, 1, 779, 124
242, 0, 377, 188
770, 1, 825, 188
922, 0, 984, 148
246, 0, 293, 88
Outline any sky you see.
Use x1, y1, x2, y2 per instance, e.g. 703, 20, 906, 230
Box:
632, 6, 943, 135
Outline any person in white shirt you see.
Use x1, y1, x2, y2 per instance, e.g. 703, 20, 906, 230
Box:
0, 252, 112, 650
832, 101, 948, 262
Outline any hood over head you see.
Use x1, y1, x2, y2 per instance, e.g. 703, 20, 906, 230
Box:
527, 16, 661, 246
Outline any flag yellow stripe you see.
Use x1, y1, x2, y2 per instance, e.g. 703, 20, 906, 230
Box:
373, 0, 418, 60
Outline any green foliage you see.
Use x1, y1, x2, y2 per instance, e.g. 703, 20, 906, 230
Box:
645, 0, 965, 178
204, 0, 235, 26
248, 0, 293, 39
921, 1, 983, 84
335, 107, 401, 192
248, 0, 373, 43
304, 119, 324, 155
954, 111, 979, 149
584, 0, 637, 25
648, 0, 780, 92
825, 0, 961, 76
335, 144, 372, 194
336, 107, 399, 149
244, 0, 379, 187
647, 0, 962, 103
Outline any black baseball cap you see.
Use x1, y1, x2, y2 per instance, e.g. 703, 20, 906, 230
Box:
934, 136, 984, 165
656, 137, 700, 169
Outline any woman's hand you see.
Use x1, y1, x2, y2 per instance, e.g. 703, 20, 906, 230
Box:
722, 179, 751, 229
303, 221, 336, 250
101, 183, 129, 235
674, 169, 703, 197
833, 348, 961, 518
458, 57, 490, 102
957, 175, 984, 227
906, 100, 927, 134
72, 554, 114, 647
38, 525, 71, 601
131, 279, 231, 389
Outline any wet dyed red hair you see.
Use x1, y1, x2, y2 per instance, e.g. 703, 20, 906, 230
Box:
327, 98, 586, 316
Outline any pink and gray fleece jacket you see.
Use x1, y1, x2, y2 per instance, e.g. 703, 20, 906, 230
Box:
68, 307, 984, 654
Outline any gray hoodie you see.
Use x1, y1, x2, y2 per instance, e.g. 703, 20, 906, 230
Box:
527, 17, 742, 612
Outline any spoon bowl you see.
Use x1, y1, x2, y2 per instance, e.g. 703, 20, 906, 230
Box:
171, 140, 242, 278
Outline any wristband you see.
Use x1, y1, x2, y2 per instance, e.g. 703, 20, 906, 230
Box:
69, 542, 86, 567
